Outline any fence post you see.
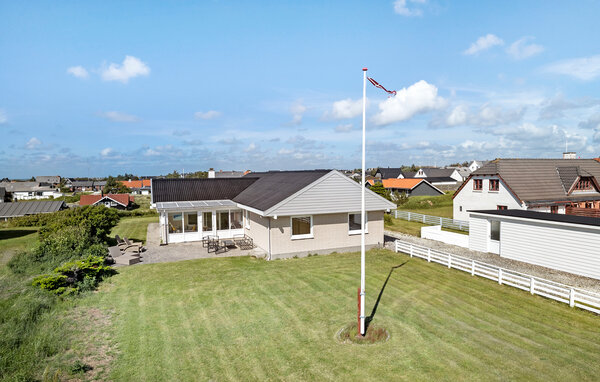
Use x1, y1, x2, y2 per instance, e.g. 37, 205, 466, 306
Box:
440, 217, 443, 226
427, 248, 431, 262
448, 254, 451, 268
569, 288, 575, 307
530, 277, 535, 295
423, 214, 426, 223
409, 244, 413, 257
471, 260, 475, 276
498, 268, 503, 285
407, 212, 411, 221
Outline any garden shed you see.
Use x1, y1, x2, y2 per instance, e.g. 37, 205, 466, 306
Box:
469, 209, 600, 280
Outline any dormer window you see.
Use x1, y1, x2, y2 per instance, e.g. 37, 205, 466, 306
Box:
574, 177, 595, 191
489, 179, 499, 191
473, 179, 483, 191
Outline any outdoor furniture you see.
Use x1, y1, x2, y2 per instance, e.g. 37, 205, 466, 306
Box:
202, 234, 218, 248
207, 236, 226, 254
124, 237, 145, 252
115, 235, 142, 254
221, 239, 236, 248
233, 234, 254, 250
108, 245, 141, 265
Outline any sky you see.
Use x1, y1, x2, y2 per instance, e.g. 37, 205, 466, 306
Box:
2, 1, 600, 178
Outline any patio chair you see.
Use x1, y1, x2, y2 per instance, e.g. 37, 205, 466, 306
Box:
115, 235, 141, 254
202, 234, 217, 248
207, 236, 227, 254
124, 237, 145, 252
233, 234, 253, 250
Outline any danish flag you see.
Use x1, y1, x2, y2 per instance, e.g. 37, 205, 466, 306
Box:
367, 76, 396, 96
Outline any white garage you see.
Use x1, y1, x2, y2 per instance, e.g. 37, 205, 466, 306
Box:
469, 209, 600, 280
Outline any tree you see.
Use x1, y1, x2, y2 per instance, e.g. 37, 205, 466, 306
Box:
369, 182, 390, 200
103, 176, 131, 194
165, 170, 181, 179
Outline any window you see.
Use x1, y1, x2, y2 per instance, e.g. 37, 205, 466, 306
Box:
586, 202, 594, 209
473, 179, 483, 190
203, 212, 213, 232
497, 205, 507, 210
185, 212, 198, 232
217, 211, 229, 231
459, 206, 462, 212
550, 206, 558, 214
574, 177, 595, 191
489, 179, 499, 191
348, 213, 368, 234
168, 212, 183, 234
291, 216, 312, 239
490, 220, 500, 241
230, 210, 243, 229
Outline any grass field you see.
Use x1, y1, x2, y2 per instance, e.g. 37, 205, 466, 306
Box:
397, 192, 454, 218
78, 249, 600, 381
0, 227, 38, 265
385, 217, 466, 237
110, 216, 157, 244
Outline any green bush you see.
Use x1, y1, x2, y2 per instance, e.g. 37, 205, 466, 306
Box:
384, 213, 393, 224
33, 256, 116, 295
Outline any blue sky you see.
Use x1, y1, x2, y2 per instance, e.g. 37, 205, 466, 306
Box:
2, 1, 600, 178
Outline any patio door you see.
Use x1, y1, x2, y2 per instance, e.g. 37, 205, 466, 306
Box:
202, 211, 214, 237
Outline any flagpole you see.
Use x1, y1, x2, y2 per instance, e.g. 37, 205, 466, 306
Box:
360, 67, 367, 336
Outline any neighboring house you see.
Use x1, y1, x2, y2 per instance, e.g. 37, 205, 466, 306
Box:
0, 200, 67, 221
152, 170, 395, 259
80, 194, 134, 209
208, 169, 251, 178
70, 181, 95, 192
449, 167, 472, 181
469, 160, 490, 172
366, 178, 444, 197
0, 182, 63, 200
409, 167, 463, 182
374, 167, 406, 179
35, 176, 61, 186
119, 179, 151, 195
0, 187, 8, 202
94, 181, 107, 191
469, 209, 600, 280
453, 158, 600, 221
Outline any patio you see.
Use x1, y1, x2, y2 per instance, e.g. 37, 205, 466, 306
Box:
138, 223, 267, 264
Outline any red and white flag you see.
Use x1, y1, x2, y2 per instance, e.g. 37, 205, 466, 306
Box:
367, 76, 396, 96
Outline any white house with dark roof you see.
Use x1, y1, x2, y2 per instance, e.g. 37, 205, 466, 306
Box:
453, 158, 600, 221
151, 170, 395, 259
0, 181, 63, 201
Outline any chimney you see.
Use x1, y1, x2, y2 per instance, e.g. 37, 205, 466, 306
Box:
208, 168, 215, 178
563, 152, 576, 159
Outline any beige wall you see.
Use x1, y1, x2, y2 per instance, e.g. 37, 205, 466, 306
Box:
246, 211, 270, 253
267, 211, 384, 258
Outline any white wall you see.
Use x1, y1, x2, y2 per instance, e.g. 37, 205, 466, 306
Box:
468, 215, 490, 252
453, 176, 524, 221
421, 225, 468, 248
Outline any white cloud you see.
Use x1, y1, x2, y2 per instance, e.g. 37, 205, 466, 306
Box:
0, 109, 7, 124
372, 80, 446, 125
194, 110, 221, 120
244, 142, 257, 152
100, 147, 115, 157
67, 66, 89, 79
393, 0, 426, 17
277, 148, 293, 155
445, 105, 468, 126
328, 98, 363, 120
25, 137, 41, 150
507, 37, 544, 60
463, 34, 504, 55
334, 123, 354, 133
290, 100, 307, 125
544, 55, 600, 81
474, 104, 526, 127
97, 111, 140, 122
101, 56, 150, 83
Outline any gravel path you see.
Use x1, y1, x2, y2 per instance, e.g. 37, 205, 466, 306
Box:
384, 230, 600, 294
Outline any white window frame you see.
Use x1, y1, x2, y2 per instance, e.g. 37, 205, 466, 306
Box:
348, 212, 368, 235
290, 215, 313, 240
244, 210, 250, 229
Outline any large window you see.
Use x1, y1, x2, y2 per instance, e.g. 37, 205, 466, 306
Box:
185, 212, 198, 232
574, 177, 594, 191
217, 211, 229, 231
230, 210, 243, 229
203, 212, 213, 232
473, 179, 483, 191
348, 213, 368, 234
490, 220, 500, 241
291, 216, 312, 239
168, 212, 183, 234
489, 179, 499, 191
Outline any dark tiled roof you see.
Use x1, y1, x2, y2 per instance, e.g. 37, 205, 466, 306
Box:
419, 176, 457, 183
470, 209, 600, 228
151, 178, 257, 203
422, 168, 455, 177
71, 181, 94, 187
0, 201, 66, 218
233, 170, 330, 211
0, 187, 5, 199
376, 168, 404, 179
214, 171, 246, 178
472, 159, 600, 202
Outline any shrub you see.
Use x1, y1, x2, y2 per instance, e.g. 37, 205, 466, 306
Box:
383, 213, 393, 224
33, 256, 116, 295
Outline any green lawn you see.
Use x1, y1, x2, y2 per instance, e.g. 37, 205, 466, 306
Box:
0, 227, 38, 265
110, 216, 157, 244
77, 249, 600, 381
400, 205, 454, 219
385, 217, 466, 237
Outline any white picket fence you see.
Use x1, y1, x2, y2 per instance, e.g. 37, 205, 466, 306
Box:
395, 239, 600, 315
393, 210, 469, 232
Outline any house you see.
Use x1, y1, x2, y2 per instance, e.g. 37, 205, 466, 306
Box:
151, 170, 396, 259
453, 158, 600, 221
366, 178, 444, 197
450, 167, 472, 181
93, 180, 107, 191
406, 167, 463, 182
0, 200, 67, 221
119, 179, 152, 195
35, 176, 61, 186
468, 209, 600, 280
374, 167, 406, 179
80, 194, 134, 209
70, 181, 95, 192
0, 187, 8, 202
468, 160, 490, 172
0, 181, 63, 200
207, 169, 251, 178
